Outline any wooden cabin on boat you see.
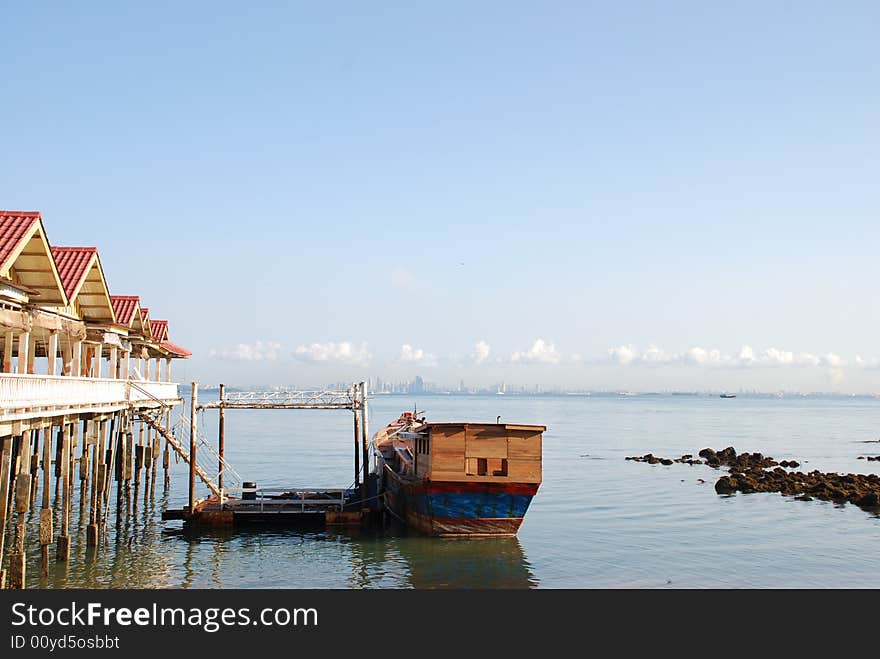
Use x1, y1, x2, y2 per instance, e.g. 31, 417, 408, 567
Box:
413, 422, 544, 485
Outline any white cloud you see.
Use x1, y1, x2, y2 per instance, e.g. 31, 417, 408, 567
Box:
397, 344, 437, 366
682, 347, 733, 367
856, 355, 880, 370
604, 344, 849, 370
209, 340, 283, 361
608, 345, 636, 365
293, 341, 372, 367
738, 345, 757, 365
511, 338, 561, 365
820, 353, 842, 368
472, 340, 492, 365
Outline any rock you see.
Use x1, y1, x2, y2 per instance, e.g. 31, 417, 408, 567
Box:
855, 492, 880, 507
660, 459, 673, 466
717, 447, 737, 462
715, 476, 737, 494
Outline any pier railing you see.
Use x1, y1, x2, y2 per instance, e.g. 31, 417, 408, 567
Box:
202, 389, 361, 410
0, 373, 180, 421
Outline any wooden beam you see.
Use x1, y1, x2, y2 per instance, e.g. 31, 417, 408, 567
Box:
16, 331, 28, 374
3, 331, 13, 373
96, 342, 104, 379
26, 332, 36, 374
47, 331, 58, 376
109, 346, 118, 380
72, 341, 82, 377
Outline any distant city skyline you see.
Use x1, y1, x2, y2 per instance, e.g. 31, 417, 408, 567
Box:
2, 3, 878, 393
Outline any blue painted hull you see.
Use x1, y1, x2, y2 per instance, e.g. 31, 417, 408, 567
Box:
384, 474, 539, 536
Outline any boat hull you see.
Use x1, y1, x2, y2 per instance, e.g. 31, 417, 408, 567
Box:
386, 477, 539, 537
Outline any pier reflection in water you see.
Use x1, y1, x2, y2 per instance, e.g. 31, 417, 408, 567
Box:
160, 526, 538, 589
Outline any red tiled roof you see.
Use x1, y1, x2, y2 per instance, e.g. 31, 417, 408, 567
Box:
141, 307, 150, 317
161, 341, 191, 358
111, 295, 141, 326
0, 211, 42, 272
51, 246, 97, 299
150, 319, 169, 342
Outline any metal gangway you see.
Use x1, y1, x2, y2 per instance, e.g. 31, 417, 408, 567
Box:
170, 382, 372, 517
129, 381, 243, 500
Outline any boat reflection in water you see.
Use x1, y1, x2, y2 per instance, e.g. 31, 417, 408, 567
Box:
391, 533, 538, 589
157, 525, 538, 588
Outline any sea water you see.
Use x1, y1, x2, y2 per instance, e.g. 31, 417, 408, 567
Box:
12, 393, 880, 588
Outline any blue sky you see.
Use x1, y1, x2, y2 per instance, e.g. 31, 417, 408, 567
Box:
2, 2, 878, 391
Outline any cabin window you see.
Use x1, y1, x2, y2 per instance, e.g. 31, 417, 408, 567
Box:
493, 459, 508, 477
477, 458, 487, 476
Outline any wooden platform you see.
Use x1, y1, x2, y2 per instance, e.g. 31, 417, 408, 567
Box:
163, 488, 366, 528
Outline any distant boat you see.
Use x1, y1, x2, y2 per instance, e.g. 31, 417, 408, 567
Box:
720, 393, 736, 399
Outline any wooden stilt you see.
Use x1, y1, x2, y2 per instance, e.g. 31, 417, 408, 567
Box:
77, 421, 90, 523
40, 426, 54, 577
79, 420, 90, 482
124, 428, 133, 487
360, 382, 369, 507
97, 416, 114, 539
0, 434, 14, 589
15, 430, 32, 514
189, 382, 197, 515
56, 423, 71, 561
218, 383, 225, 494
144, 424, 152, 487
29, 429, 39, 509
87, 420, 101, 546
136, 420, 145, 487
9, 429, 33, 589
163, 410, 171, 488
353, 384, 360, 489
148, 422, 157, 499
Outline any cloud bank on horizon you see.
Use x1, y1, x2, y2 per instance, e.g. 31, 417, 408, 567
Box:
208, 338, 875, 373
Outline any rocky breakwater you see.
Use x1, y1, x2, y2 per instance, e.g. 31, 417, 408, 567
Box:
715, 464, 880, 509
627, 446, 880, 512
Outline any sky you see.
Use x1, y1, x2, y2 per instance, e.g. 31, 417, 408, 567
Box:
1, 2, 878, 392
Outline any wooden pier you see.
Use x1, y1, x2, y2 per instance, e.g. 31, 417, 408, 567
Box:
0, 210, 377, 589
0, 210, 191, 589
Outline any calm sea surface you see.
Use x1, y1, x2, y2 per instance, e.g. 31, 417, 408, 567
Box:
12, 393, 880, 589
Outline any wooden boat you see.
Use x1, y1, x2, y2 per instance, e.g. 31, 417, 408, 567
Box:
372, 412, 544, 537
